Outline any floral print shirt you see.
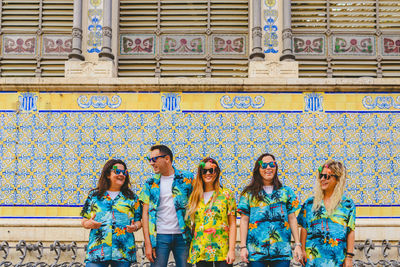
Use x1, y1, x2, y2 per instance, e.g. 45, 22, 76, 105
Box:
238, 186, 300, 262
80, 191, 142, 262
139, 167, 194, 247
297, 196, 356, 267
188, 188, 237, 264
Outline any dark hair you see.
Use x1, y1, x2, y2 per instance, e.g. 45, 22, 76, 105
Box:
91, 159, 134, 199
150, 144, 173, 162
241, 153, 282, 202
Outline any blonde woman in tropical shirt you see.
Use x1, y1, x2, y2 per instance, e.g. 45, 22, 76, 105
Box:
186, 157, 237, 267
81, 159, 142, 267
298, 160, 356, 267
238, 153, 303, 267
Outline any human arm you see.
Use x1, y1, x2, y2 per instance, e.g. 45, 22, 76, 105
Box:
142, 203, 156, 262
299, 227, 307, 266
226, 214, 236, 264
81, 213, 102, 229
288, 212, 303, 263
239, 214, 249, 263
343, 230, 355, 267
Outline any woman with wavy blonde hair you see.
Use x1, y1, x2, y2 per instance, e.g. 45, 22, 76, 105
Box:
298, 160, 356, 267
186, 157, 237, 267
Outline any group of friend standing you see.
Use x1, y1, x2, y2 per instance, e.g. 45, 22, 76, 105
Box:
80, 145, 356, 267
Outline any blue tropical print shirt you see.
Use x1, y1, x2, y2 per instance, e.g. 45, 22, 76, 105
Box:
80, 191, 142, 262
139, 167, 194, 248
297, 196, 356, 267
238, 186, 300, 261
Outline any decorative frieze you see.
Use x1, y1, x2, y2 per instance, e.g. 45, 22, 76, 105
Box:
382, 36, 400, 56
212, 35, 246, 55
332, 35, 375, 56
120, 34, 156, 55
293, 35, 325, 56
161, 35, 205, 55
3, 35, 37, 55
43, 35, 72, 56
263, 0, 279, 53
87, 0, 103, 53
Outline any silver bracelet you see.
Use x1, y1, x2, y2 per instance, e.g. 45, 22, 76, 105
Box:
294, 243, 302, 247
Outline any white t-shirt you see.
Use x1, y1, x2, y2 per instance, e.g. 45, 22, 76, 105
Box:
156, 174, 181, 234
203, 191, 214, 204
263, 185, 274, 194
107, 191, 120, 200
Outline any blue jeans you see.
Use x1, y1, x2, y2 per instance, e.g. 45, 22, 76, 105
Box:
86, 261, 131, 267
151, 234, 190, 267
249, 261, 290, 267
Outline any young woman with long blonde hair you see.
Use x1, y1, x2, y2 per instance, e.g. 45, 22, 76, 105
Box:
186, 157, 237, 267
298, 160, 356, 267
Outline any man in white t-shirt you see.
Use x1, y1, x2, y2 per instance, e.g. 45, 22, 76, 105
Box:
139, 145, 194, 267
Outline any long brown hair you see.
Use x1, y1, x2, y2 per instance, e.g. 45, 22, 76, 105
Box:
91, 159, 135, 199
186, 157, 221, 223
241, 153, 282, 202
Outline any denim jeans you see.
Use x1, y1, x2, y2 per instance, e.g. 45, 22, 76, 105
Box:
86, 261, 131, 267
151, 234, 190, 267
196, 261, 232, 267
249, 260, 290, 267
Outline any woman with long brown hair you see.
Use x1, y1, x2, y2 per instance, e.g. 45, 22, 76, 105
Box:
80, 159, 142, 267
238, 153, 302, 267
186, 157, 237, 267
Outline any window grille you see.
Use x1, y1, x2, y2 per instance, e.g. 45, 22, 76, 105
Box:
0, 0, 73, 77
292, 0, 400, 78
119, 0, 249, 78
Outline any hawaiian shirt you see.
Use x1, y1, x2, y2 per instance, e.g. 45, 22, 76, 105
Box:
188, 188, 237, 264
139, 167, 194, 248
80, 191, 142, 262
297, 196, 356, 267
237, 186, 300, 261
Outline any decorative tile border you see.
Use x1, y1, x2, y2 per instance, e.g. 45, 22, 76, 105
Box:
304, 93, 323, 112
120, 34, 156, 56
3, 35, 37, 56
161, 35, 205, 55
161, 93, 181, 112
220, 95, 265, 109
382, 35, 400, 56
77, 95, 122, 109
362, 96, 400, 109
211, 35, 246, 55
332, 35, 376, 56
42, 35, 72, 56
293, 35, 325, 56
87, 0, 103, 53
263, 0, 278, 53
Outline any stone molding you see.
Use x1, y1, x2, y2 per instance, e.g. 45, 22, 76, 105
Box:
65, 60, 115, 78
248, 61, 299, 78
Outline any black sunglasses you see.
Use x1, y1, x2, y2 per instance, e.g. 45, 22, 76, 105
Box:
319, 173, 338, 180
202, 168, 215, 175
146, 154, 167, 163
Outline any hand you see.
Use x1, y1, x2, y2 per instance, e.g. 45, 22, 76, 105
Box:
293, 246, 303, 264
145, 243, 156, 263
126, 221, 138, 233
343, 257, 353, 267
299, 249, 307, 266
83, 214, 102, 229
226, 248, 235, 264
240, 247, 249, 263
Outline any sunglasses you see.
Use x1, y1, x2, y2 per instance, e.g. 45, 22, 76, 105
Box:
259, 161, 276, 169
319, 173, 338, 180
146, 154, 167, 163
202, 168, 215, 175
112, 166, 128, 176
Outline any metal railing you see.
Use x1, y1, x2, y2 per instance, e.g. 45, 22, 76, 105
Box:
1, 240, 400, 267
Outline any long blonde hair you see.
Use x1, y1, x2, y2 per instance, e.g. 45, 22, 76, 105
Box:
186, 157, 221, 223
312, 160, 347, 215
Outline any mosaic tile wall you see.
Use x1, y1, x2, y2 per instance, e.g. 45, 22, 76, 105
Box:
0, 92, 399, 218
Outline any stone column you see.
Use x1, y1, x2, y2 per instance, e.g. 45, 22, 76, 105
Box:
99, 0, 114, 61
249, 0, 265, 61
280, 0, 295, 61
68, 0, 85, 61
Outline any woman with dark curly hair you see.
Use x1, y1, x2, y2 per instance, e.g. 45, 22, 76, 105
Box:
80, 159, 142, 267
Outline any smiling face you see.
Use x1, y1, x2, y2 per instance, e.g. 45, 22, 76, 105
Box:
202, 161, 218, 189
320, 167, 338, 193
149, 149, 170, 175
107, 163, 126, 191
259, 155, 276, 186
